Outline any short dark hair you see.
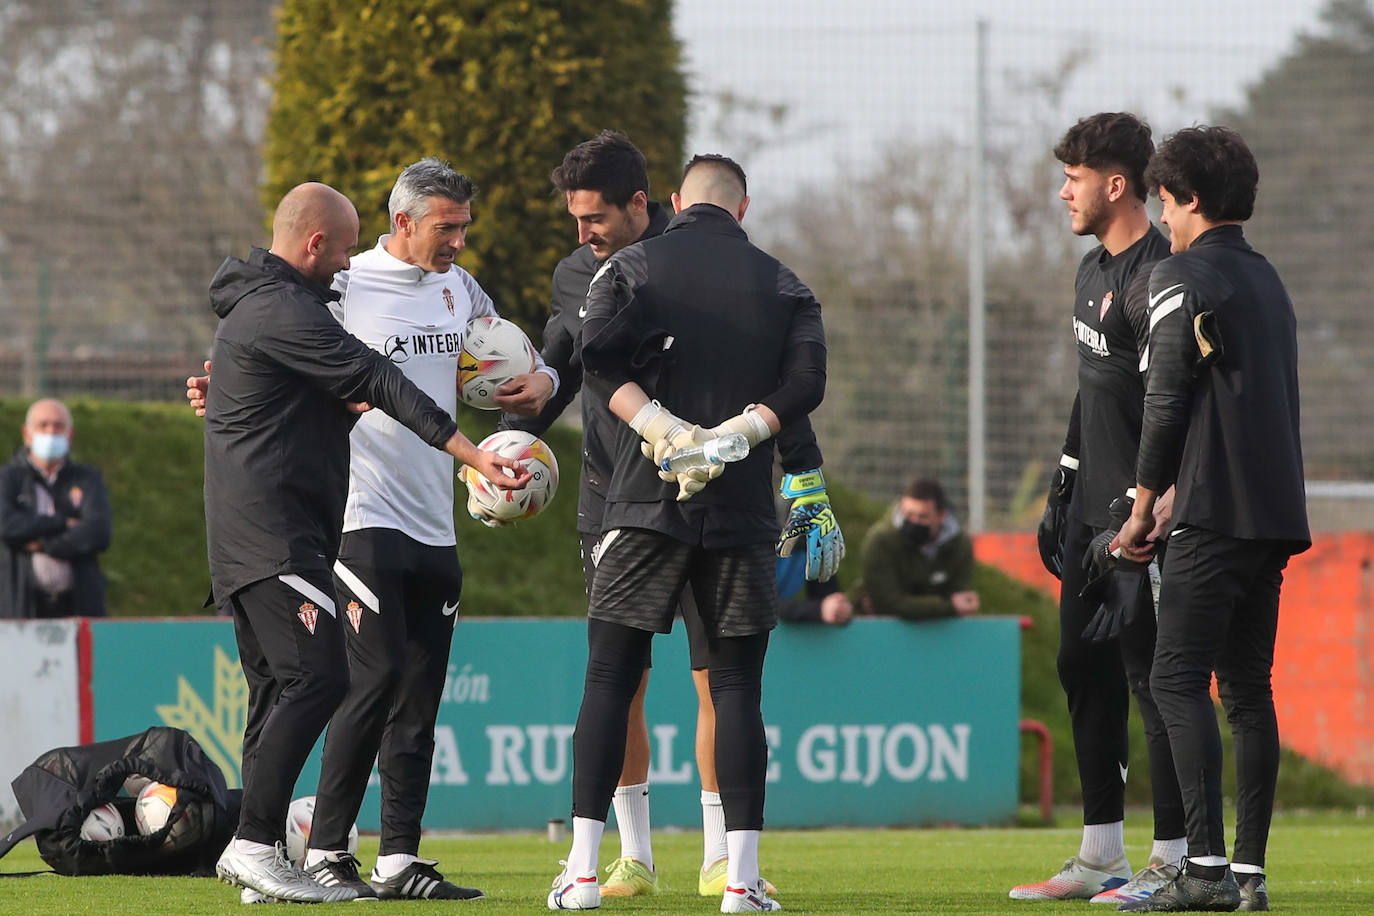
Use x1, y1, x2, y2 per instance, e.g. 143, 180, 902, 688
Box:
1053, 112, 1154, 203
682, 153, 747, 195
902, 477, 949, 512
1144, 126, 1258, 223
550, 130, 649, 208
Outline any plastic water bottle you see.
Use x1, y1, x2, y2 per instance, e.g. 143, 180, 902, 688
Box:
660, 433, 750, 473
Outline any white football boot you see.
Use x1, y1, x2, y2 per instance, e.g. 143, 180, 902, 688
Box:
217, 839, 356, 903
1008, 855, 1132, 900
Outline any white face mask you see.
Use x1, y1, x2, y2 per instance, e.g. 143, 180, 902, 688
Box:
29, 432, 69, 463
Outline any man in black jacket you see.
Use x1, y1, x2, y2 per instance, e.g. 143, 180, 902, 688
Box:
206, 182, 527, 905
547, 154, 824, 913
1114, 127, 1310, 914
502, 132, 830, 900
499, 131, 677, 899
0, 398, 111, 618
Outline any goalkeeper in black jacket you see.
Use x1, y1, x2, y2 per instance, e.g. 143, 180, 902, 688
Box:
500, 132, 836, 901
1112, 126, 1309, 914
546, 154, 825, 913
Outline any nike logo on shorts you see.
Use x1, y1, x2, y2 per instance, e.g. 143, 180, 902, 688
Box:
441, 600, 460, 616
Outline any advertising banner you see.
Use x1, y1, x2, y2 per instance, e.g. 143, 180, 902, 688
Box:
90, 616, 1019, 829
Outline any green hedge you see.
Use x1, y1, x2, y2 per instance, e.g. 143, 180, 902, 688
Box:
264, 0, 687, 333
0, 398, 877, 619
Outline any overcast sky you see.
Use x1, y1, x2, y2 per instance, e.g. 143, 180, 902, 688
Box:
673, 0, 1331, 206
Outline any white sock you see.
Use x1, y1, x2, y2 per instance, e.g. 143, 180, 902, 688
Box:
1079, 821, 1126, 865
233, 837, 275, 856
725, 829, 760, 891
1230, 862, 1263, 875
372, 853, 416, 879
567, 816, 605, 878
1150, 836, 1188, 866
1188, 855, 1228, 868
611, 782, 653, 870
701, 790, 727, 870
303, 847, 346, 869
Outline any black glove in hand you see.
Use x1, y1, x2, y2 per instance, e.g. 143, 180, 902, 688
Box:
1035, 463, 1076, 579
1078, 492, 1147, 643
1079, 561, 1151, 642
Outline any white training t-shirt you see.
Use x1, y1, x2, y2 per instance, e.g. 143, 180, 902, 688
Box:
331, 237, 552, 546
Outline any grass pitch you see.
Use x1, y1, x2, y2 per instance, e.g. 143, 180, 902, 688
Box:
1, 810, 1370, 914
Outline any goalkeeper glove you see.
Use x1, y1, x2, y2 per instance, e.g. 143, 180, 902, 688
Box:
629, 400, 719, 501
776, 469, 845, 582
1036, 455, 1078, 579
1078, 492, 1151, 642
709, 405, 774, 448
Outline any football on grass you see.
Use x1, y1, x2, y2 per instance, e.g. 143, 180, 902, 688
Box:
457, 316, 536, 409
460, 430, 559, 523
284, 795, 358, 867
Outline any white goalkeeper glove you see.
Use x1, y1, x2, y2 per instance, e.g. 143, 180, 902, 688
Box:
629, 401, 719, 501
708, 405, 774, 448
776, 469, 845, 582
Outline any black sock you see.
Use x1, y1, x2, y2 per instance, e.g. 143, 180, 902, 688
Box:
1184, 860, 1229, 882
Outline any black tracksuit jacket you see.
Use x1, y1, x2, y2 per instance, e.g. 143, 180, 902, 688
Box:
581, 203, 827, 548
1137, 225, 1309, 549
203, 247, 459, 604
504, 202, 825, 536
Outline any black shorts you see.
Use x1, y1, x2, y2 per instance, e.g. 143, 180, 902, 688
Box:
588, 527, 777, 640
582, 531, 711, 669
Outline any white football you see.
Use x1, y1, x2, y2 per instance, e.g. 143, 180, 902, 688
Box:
284, 795, 358, 867
457, 316, 537, 409
460, 430, 559, 522
80, 802, 126, 842
134, 782, 179, 835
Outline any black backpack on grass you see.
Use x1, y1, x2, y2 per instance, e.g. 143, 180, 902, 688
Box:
0, 726, 241, 876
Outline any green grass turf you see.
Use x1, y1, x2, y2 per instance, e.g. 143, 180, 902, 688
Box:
2, 811, 1372, 914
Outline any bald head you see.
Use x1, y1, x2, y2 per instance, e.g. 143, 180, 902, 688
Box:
673, 154, 750, 222
23, 398, 73, 470
269, 182, 360, 284
25, 398, 72, 433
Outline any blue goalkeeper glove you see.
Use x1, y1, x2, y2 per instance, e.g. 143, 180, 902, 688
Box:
776, 470, 845, 582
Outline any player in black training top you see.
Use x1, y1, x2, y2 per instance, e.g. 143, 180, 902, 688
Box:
1114, 126, 1309, 915
546, 154, 824, 914
499, 133, 833, 900
1014, 113, 1186, 906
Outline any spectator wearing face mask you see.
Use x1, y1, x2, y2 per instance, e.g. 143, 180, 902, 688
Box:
856, 477, 979, 620
0, 398, 112, 618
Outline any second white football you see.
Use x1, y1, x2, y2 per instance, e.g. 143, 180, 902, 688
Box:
80, 802, 126, 842
457, 316, 536, 409
461, 430, 560, 523
284, 795, 359, 867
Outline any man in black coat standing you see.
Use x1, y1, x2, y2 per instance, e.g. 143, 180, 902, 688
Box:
0, 398, 111, 618
205, 182, 527, 905
1115, 127, 1310, 914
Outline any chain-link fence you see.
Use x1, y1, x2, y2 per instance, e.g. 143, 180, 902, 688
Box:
680, 0, 1373, 530
1, 0, 1367, 529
